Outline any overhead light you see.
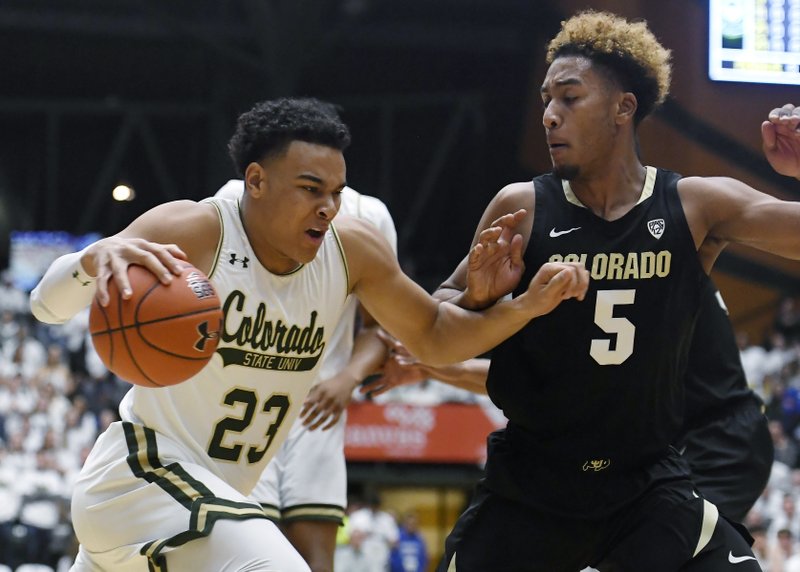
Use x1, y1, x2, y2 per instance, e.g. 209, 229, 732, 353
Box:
112, 184, 136, 202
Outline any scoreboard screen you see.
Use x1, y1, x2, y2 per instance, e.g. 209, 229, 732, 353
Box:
709, 0, 800, 85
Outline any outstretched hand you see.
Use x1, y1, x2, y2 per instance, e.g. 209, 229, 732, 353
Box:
465, 209, 527, 308
762, 103, 800, 179
300, 371, 357, 431
359, 329, 429, 398
523, 261, 589, 317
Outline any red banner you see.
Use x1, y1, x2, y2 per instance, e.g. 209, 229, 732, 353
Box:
344, 402, 506, 464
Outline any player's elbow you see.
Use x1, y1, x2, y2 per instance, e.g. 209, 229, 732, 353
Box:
29, 288, 66, 325
406, 339, 457, 368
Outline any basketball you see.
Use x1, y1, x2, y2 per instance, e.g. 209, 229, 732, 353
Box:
89, 264, 223, 387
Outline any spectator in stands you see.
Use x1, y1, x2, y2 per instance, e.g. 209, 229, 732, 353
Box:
389, 510, 428, 572
0, 374, 37, 435
739, 330, 769, 398
775, 297, 800, 344
771, 528, 799, 571
1, 323, 46, 380
62, 397, 97, 457
34, 345, 74, 396
0, 271, 29, 315
348, 492, 400, 572
770, 493, 800, 542
0, 310, 20, 349
764, 331, 796, 384
334, 528, 377, 572
750, 523, 770, 571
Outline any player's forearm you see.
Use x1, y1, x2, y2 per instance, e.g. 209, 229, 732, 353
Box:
30, 250, 97, 324
421, 358, 490, 394
728, 200, 800, 260
433, 287, 493, 310
409, 295, 538, 366
341, 325, 389, 389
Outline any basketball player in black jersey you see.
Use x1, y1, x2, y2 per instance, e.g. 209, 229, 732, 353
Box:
676, 282, 773, 524
372, 278, 773, 525
418, 11, 800, 572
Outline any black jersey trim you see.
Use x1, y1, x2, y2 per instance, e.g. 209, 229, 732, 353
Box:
329, 222, 351, 304
205, 199, 224, 281
122, 422, 268, 571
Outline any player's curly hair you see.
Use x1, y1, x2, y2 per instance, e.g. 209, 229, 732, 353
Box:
546, 11, 672, 124
228, 97, 351, 176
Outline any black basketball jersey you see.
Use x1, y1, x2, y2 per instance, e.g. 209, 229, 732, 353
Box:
487, 167, 708, 477
680, 280, 756, 433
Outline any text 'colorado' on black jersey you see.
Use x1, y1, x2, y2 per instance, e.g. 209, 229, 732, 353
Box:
485, 167, 708, 516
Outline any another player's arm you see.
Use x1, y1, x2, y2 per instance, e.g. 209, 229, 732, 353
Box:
340, 216, 588, 366
424, 358, 490, 393
30, 200, 219, 324
436, 182, 536, 308
301, 305, 389, 431
762, 102, 800, 180
365, 331, 491, 397
679, 102, 800, 269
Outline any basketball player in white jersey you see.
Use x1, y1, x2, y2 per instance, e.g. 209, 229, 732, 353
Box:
30, 97, 589, 571
216, 178, 397, 572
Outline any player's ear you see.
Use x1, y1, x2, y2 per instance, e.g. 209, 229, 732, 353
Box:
615, 92, 637, 125
244, 162, 265, 197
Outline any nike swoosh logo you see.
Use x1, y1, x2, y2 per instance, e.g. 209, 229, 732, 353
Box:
549, 226, 581, 238
728, 551, 757, 564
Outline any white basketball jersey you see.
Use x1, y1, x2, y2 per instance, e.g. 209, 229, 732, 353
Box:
212, 181, 397, 386
118, 197, 349, 494
316, 186, 397, 382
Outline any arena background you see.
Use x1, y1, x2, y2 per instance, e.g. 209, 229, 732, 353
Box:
0, 0, 798, 569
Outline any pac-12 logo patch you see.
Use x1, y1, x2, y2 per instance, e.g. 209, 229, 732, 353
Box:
647, 218, 665, 239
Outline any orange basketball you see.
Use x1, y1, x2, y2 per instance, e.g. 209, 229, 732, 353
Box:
89, 264, 223, 387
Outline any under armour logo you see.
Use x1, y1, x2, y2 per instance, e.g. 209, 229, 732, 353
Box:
647, 219, 665, 239
229, 253, 249, 268
72, 270, 90, 287
194, 321, 220, 351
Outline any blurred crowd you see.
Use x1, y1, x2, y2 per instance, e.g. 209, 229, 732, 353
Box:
0, 272, 128, 570
742, 298, 800, 572
1, 269, 800, 570
335, 493, 428, 572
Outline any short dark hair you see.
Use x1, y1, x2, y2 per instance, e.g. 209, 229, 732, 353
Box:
227, 97, 352, 176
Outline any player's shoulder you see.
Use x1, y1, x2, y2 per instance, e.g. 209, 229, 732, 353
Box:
214, 179, 244, 201
332, 213, 398, 291
341, 186, 392, 219
332, 212, 379, 239
333, 214, 393, 263
121, 200, 220, 272
677, 174, 744, 191
136, 199, 218, 229
500, 180, 535, 199
676, 175, 758, 207
486, 180, 535, 217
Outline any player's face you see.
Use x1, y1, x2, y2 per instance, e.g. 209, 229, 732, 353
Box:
541, 56, 620, 180
246, 141, 346, 273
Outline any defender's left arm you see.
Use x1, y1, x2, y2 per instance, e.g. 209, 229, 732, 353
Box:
680, 176, 800, 263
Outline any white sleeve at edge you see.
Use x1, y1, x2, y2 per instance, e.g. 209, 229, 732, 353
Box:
29, 249, 97, 325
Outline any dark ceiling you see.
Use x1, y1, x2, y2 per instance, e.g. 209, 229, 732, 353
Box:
0, 0, 565, 287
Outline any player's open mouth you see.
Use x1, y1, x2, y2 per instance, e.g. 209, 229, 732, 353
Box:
306, 228, 325, 239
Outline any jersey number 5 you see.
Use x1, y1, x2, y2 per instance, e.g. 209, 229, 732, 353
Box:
208, 388, 290, 464
590, 289, 635, 365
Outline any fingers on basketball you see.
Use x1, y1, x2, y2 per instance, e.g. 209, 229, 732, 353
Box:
89, 265, 223, 387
